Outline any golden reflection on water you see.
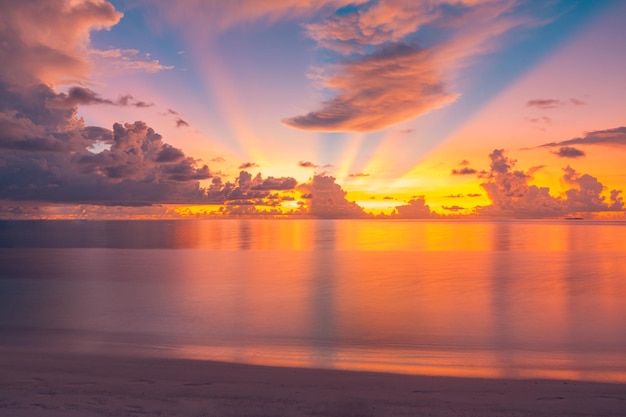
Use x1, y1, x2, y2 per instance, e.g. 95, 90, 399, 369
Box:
155, 220, 626, 382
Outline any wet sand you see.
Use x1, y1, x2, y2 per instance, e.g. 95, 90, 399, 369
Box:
1, 347, 625, 417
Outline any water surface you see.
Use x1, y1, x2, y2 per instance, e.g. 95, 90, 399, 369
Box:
1, 219, 625, 382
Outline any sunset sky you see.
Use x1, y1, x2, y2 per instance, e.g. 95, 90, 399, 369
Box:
1, 0, 625, 219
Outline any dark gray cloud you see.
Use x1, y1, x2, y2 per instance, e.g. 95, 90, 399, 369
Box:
540, 127, 626, 148
298, 161, 318, 168
204, 171, 298, 205
238, 162, 259, 169
451, 167, 477, 175
60, 87, 154, 108
553, 146, 585, 158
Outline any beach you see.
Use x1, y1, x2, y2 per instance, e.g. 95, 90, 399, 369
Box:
1, 348, 625, 417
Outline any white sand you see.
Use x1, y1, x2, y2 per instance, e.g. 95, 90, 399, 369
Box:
1, 347, 625, 416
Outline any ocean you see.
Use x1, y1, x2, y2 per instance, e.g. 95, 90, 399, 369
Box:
1, 219, 625, 382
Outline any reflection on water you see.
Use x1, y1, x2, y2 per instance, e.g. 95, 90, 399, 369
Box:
1, 219, 626, 382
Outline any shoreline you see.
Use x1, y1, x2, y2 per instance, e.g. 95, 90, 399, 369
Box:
1, 348, 625, 416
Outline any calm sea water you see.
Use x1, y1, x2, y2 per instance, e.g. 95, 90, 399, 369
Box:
1, 219, 625, 382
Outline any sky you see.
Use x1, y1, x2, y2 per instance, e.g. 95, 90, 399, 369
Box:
0, 0, 625, 219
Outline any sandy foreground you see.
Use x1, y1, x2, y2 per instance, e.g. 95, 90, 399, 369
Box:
1, 348, 625, 417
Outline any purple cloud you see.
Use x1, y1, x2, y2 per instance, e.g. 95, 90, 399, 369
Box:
552, 146, 585, 158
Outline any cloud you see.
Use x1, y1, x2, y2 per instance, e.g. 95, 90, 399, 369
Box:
540, 127, 626, 148
0, 2, 213, 205
250, 175, 297, 191
526, 97, 585, 109
175, 118, 190, 128
0, 0, 123, 86
57, 87, 154, 108
238, 162, 260, 169
393, 196, 436, 219
211, 156, 226, 163
298, 160, 318, 168
451, 167, 478, 175
283, 0, 528, 132
526, 116, 552, 129
283, 43, 458, 132
561, 166, 623, 213
478, 149, 623, 217
0, 116, 212, 204
90, 48, 174, 73
552, 146, 585, 159
349, 172, 369, 177
298, 175, 367, 218
442, 205, 464, 211
526, 99, 561, 109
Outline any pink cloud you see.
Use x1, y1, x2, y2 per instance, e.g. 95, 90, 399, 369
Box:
283, 44, 458, 131
0, 0, 122, 86
90, 48, 174, 74
284, 0, 528, 132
